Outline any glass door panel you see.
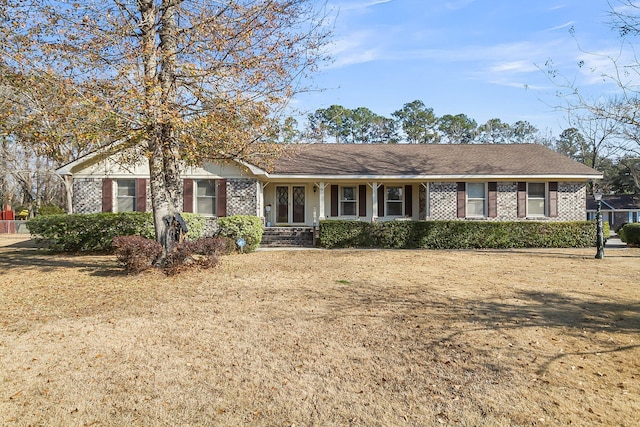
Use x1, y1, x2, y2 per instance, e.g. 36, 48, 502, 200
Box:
293, 186, 305, 223
276, 186, 289, 223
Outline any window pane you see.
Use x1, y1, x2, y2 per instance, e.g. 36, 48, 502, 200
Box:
341, 201, 356, 216
528, 183, 545, 198
528, 199, 545, 216
467, 200, 485, 216
341, 187, 356, 201
196, 180, 216, 215
117, 180, 136, 197
387, 187, 402, 201
117, 197, 135, 212
196, 180, 216, 197
387, 202, 403, 216
197, 198, 215, 215
467, 183, 485, 199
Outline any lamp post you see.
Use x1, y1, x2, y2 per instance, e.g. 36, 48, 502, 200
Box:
594, 191, 604, 259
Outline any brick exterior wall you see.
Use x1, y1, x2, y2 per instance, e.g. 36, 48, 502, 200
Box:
419, 184, 427, 220
201, 179, 259, 237
73, 178, 102, 214
427, 181, 586, 221
558, 183, 587, 221
496, 182, 518, 220
72, 177, 586, 223
429, 182, 458, 219
226, 178, 258, 216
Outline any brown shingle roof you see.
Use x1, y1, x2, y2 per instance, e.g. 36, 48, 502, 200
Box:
269, 143, 602, 177
586, 194, 640, 210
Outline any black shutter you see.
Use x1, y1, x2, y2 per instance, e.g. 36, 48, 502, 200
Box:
377, 185, 385, 217
405, 185, 413, 217
331, 185, 338, 217
358, 185, 367, 217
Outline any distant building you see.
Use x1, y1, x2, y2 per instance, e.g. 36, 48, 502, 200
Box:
586, 194, 640, 228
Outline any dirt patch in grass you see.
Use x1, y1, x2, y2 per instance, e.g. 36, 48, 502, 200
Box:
1, 239, 639, 426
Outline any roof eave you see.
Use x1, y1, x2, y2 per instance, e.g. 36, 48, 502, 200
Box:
263, 173, 604, 180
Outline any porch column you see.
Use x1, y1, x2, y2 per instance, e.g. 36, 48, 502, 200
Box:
256, 181, 263, 217
369, 182, 379, 222
317, 181, 326, 220
64, 174, 73, 214
261, 182, 270, 225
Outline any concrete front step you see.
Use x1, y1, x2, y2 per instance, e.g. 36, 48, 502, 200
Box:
261, 227, 315, 247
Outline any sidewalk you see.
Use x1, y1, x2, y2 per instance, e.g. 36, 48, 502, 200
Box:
605, 236, 627, 249
0, 234, 36, 248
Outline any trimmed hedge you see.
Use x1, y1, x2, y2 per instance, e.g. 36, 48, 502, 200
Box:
318, 220, 608, 249
618, 223, 640, 247
216, 215, 263, 253
27, 212, 205, 252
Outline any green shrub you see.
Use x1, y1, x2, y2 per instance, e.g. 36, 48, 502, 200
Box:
319, 220, 602, 249
619, 223, 640, 246
216, 215, 262, 252
181, 213, 206, 240
27, 212, 206, 252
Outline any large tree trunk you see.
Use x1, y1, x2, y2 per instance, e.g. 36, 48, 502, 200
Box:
149, 126, 183, 256
144, 0, 183, 258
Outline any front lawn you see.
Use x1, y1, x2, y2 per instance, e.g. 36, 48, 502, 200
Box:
1, 241, 638, 426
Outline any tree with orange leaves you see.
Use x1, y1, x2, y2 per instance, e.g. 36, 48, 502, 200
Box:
0, 0, 329, 257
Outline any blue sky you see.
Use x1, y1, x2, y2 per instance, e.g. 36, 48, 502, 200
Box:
291, 0, 634, 136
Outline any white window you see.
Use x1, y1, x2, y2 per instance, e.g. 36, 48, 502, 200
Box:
467, 183, 486, 217
196, 179, 217, 216
527, 183, 546, 216
116, 179, 136, 212
386, 186, 403, 216
340, 186, 357, 216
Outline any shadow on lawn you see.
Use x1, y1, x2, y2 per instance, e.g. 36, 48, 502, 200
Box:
321, 283, 640, 374
0, 244, 124, 276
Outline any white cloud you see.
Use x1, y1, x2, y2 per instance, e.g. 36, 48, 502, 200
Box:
324, 31, 384, 68
488, 60, 538, 74
544, 21, 574, 32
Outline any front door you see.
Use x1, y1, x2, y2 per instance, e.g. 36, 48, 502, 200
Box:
275, 185, 306, 224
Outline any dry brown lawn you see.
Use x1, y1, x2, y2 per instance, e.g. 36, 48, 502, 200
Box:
0, 236, 639, 426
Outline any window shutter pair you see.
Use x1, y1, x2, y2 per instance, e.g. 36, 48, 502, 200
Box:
182, 179, 226, 216
330, 185, 368, 217
517, 182, 558, 218
377, 185, 413, 217
457, 182, 497, 218
102, 178, 147, 212
330, 184, 411, 217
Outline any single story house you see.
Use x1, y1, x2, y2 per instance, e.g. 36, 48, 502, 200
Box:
56, 143, 602, 229
586, 194, 640, 227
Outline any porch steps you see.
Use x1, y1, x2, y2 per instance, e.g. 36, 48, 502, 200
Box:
260, 227, 315, 248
